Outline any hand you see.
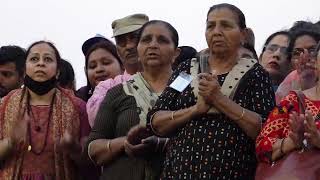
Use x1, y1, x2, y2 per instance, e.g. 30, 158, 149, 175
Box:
288, 112, 305, 149
124, 137, 155, 158
198, 71, 221, 105
9, 117, 29, 151
57, 130, 81, 154
295, 49, 317, 89
304, 111, 320, 148
193, 96, 210, 116
126, 125, 152, 145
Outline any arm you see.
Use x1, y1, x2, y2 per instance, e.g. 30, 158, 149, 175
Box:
150, 98, 209, 136
147, 60, 205, 136
208, 91, 262, 139
85, 85, 126, 166
256, 92, 301, 163
197, 67, 273, 139
88, 137, 126, 166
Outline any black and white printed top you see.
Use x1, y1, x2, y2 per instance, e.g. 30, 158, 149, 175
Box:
147, 59, 275, 180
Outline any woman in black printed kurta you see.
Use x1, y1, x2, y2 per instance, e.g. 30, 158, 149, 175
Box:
147, 3, 275, 179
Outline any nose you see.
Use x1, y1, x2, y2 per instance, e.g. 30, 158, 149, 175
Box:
95, 64, 105, 74
149, 38, 159, 48
37, 58, 46, 66
125, 37, 138, 50
212, 25, 222, 35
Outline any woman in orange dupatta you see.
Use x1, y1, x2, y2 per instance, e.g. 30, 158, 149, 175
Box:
0, 41, 91, 180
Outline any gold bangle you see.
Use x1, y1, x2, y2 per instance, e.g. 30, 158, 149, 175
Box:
171, 111, 176, 121
236, 108, 245, 121
106, 140, 111, 152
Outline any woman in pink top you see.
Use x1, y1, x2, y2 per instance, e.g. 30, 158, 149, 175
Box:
86, 72, 132, 127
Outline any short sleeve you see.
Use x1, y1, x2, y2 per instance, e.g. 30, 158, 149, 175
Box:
239, 64, 276, 122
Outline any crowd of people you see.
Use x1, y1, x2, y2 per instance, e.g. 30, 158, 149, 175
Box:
0, 3, 320, 180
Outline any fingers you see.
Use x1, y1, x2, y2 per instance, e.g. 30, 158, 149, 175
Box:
124, 140, 149, 157
304, 111, 316, 131
289, 112, 298, 132
198, 73, 211, 80
142, 136, 157, 145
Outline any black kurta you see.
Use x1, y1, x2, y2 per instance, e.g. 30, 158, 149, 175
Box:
147, 59, 275, 179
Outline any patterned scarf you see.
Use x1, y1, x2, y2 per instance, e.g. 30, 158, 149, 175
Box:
0, 87, 80, 180
123, 72, 160, 126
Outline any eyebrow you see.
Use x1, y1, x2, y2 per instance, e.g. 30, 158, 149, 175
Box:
29, 52, 54, 56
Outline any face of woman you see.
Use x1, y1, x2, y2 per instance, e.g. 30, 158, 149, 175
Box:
205, 8, 243, 56
26, 43, 58, 82
260, 35, 290, 80
87, 48, 122, 87
137, 23, 179, 69
291, 35, 318, 69
291, 35, 318, 85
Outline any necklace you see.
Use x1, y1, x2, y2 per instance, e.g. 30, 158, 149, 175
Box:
26, 91, 55, 155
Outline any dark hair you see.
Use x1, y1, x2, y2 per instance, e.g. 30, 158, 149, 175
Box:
207, 3, 246, 30
58, 59, 75, 90
26, 41, 62, 70
316, 41, 320, 57
138, 20, 179, 48
0, 45, 26, 76
287, 21, 320, 60
261, 31, 291, 54
242, 43, 258, 60
85, 40, 122, 69
172, 46, 197, 70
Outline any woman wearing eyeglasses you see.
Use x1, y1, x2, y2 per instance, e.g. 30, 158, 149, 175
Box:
259, 31, 292, 91
276, 22, 320, 103
256, 41, 320, 166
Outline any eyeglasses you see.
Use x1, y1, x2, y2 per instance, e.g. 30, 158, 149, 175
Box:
292, 46, 317, 59
264, 44, 288, 54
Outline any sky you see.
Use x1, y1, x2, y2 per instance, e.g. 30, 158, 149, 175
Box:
1, 0, 319, 89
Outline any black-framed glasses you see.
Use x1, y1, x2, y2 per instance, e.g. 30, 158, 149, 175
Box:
292, 46, 317, 59
264, 44, 288, 54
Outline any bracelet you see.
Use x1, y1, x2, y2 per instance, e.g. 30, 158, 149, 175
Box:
155, 138, 160, 152
162, 138, 169, 152
149, 112, 162, 136
87, 141, 96, 165
171, 111, 176, 121
106, 140, 111, 152
280, 138, 285, 155
235, 108, 245, 121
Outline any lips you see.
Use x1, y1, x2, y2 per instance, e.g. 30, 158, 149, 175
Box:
95, 75, 109, 82
212, 40, 225, 45
35, 70, 46, 75
267, 61, 280, 70
126, 52, 137, 59
146, 52, 160, 59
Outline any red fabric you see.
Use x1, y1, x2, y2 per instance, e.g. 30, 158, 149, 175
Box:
0, 88, 90, 180
256, 91, 320, 163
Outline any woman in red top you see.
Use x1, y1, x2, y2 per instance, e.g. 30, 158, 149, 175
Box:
256, 42, 320, 163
